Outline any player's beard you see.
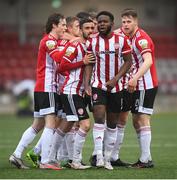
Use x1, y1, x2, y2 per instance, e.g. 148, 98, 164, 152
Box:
83, 32, 89, 39
98, 25, 112, 36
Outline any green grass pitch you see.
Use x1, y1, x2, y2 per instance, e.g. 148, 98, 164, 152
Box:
0, 113, 177, 179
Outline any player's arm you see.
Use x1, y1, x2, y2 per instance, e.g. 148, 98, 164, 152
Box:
50, 44, 69, 63
58, 45, 95, 73
62, 32, 82, 43
46, 39, 70, 63
106, 36, 132, 89
128, 52, 152, 92
128, 38, 152, 92
84, 40, 95, 95
84, 64, 94, 96
105, 52, 132, 89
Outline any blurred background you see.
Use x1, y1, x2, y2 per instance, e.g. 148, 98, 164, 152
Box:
0, 0, 177, 115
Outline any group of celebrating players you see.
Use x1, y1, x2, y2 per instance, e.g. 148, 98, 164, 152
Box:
9, 8, 158, 171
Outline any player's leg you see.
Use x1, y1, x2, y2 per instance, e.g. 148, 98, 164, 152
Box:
111, 90, 132, 166
66, 94, 91, 169
91, 88, 107, 167
131, 87, 158, 168
9, 92, 45, 169
103, 91, 123, 170
47, 94, 75, 164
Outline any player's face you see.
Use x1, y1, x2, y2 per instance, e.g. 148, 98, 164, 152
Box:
56, 18, 67, 38
92, 18, 98, 33
97, 15, 113, 36
82, 22, 95, 39
71, 20, 80, 37
121, 16, 138, 37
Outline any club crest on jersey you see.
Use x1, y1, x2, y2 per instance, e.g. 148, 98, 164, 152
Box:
65, 46, 75, 56
93, 93, 98, 101
114, 43, 119, 50
46, 40, 56, 50
138, 39, 148, 49
78, 108, 84, 115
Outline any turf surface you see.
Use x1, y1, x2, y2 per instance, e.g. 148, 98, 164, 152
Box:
0, 113, 176, 179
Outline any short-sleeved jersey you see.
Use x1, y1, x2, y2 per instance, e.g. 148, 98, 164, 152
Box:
130, 28, 158, 90
61, 41, 86, 96
86, 32, 132, 93
34, 34, 61, 92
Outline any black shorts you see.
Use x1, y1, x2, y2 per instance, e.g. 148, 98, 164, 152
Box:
61, 94, 89, 121
121, 89, 132, 112
92, 87, 123, 113
55, 94, 64, 117
131, 87, 158, 115
34, 92, 59, 117
84, 94, 93, 112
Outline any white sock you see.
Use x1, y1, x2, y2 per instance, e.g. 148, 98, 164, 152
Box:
65, 127, 75, 160
48, 128, 65, 163
33, 136, 42, 155
111, 124, 125, 161
14, 127, 37, 158
73, 128, 87, 163
104, 127, 117, 161
40, 127, 55, 164
139, 126, 152, 163
93, 123, 105, 158
57, 137, 68, 161
136, 128, 140, 145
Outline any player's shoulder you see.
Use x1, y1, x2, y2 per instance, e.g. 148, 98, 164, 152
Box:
41, 34, 57, 50
135, 28, 150, 40
89, 32, 99, 38
114, 28, 123, 35
135, 28, 153, 46
113, 31, 128, 41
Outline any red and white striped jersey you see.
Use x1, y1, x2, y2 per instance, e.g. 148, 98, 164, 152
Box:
130, 28, 158, 90
56, 40, 70, 94
34, 34, 65, 92
114, 28, 131, 89
61, 41, 86, 96
86, 32, 132, 93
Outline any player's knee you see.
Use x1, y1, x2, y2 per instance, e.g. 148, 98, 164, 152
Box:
79, 119, 91, 132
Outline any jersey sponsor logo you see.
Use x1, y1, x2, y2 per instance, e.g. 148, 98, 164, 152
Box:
65, 46, 75, 56
93, 93, 98, 101
78, 108, 84, 115
96, 50, 116, 55
138, 39, 148, 49
46, 40, 56, 50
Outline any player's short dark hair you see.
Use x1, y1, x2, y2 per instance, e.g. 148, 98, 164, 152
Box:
121, 8, 138, 18
79, 18, 94, 29
45, 13, 64, 34
96, 11, 114, 22
66, 16, 79, 27
76, 11, 91, 21
89, 11, 97, 19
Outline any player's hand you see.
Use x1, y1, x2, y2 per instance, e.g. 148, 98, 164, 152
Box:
105, 78, 117, 91
127, 77, 137, 93
83, 53, 95, 65
84, 85, 92, 96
